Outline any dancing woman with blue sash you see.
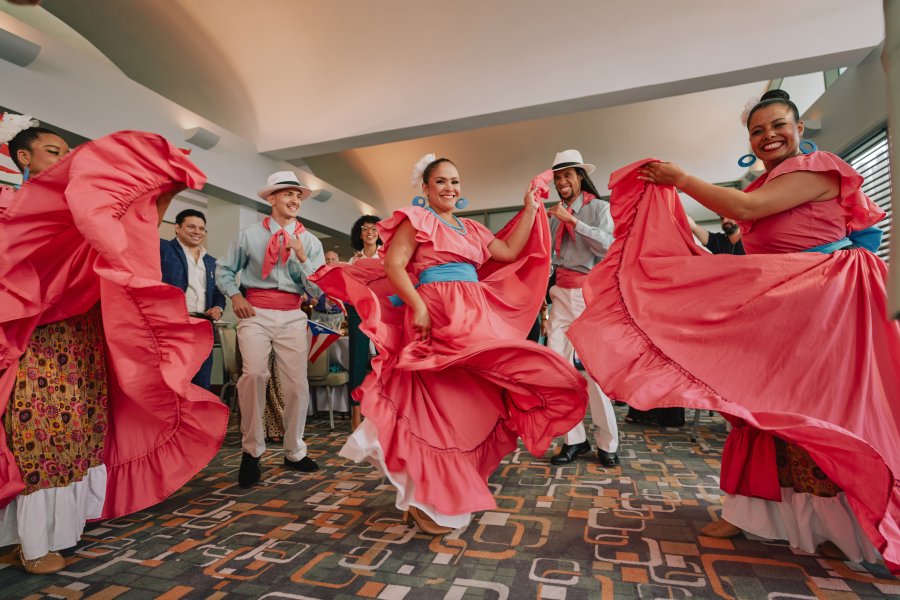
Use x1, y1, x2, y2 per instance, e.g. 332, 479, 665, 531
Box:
311, 155, 588, 535
569, 89, 900, 572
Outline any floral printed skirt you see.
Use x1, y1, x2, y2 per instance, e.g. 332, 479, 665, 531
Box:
5, 305, 108, 495
775, 436, 841, 497
265, 352, 286, 441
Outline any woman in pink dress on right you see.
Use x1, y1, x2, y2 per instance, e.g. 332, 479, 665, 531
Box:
569, 90, 899, 573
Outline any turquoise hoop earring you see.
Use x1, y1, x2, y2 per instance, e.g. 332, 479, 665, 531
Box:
411, 195, 426, 207
455, 197, 468, 210
737, 153, 757, 168
22, 166, 30, 182
799, 139, 817, 155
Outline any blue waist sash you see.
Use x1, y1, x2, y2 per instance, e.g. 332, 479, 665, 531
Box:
389, 262, 478, 306
802, 226, 882, 254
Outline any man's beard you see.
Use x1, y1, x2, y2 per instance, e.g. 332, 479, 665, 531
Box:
722, 222, 739, 235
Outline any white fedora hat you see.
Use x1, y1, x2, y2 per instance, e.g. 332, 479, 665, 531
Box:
551, 149, 595, 174
257, 171, 314, 201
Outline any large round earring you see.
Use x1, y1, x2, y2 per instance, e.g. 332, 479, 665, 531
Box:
455, 197, 468, 210
737, 153, 757, 168
799, 139, 818, 155
411, 195, 427, 207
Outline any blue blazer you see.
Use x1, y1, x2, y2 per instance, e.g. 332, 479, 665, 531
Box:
160, 238, 226, 312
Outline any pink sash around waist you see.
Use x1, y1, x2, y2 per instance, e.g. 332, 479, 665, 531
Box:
245, 288, 303, 310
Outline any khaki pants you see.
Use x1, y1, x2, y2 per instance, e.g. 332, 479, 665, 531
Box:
237, 307, 310, 461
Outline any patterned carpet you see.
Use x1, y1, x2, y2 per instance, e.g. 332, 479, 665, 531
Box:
1, 406, 897, 599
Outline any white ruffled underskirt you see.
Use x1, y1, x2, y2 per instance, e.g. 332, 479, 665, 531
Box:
723, 487, 881, 563
339, 419, 472, 529
0, 464, 107, 560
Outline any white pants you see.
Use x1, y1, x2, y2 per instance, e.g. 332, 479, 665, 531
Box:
547, 285, 619, 452
237, 307, 310, 461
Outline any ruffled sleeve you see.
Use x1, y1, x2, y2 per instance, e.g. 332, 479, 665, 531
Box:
742, 152, 884, 232
378, 206, 492, 267
377, 206, 439, 253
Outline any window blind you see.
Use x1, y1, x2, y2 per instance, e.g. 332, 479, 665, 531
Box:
842, 129, 892, 261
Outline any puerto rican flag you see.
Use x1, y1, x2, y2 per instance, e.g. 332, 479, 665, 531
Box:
308, 320, 341, 363
1, 144, 22, 182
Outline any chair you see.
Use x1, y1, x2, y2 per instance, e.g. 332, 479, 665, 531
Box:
217, 322, 240, 413
689, 408, 716, 442
308, 350, 349, 429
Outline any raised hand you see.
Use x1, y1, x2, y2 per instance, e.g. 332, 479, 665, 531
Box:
636, 161, 688, 188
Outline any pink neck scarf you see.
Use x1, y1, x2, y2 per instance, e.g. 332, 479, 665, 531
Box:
554, 191, 595, 255
262, 216, 305, 279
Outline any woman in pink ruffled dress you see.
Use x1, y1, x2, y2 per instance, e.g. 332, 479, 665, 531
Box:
311, 156, 588, 534
569, 90, 899, 572
0, 118, 228, 573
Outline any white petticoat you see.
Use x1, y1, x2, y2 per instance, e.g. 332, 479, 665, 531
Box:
339, 419, 472, 529
723, 487, 881, 563
0, 464, 106, 560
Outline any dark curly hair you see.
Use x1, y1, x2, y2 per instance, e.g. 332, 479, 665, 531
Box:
746, 89, 800, 129
8, 126, 60, 171
350, 214, 382, 251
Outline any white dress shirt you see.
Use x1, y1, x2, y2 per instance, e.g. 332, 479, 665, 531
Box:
178, 240, 208, 314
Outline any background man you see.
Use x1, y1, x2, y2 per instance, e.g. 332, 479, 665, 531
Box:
160, 208, 226, 389
688, 215, 745, 255
216, 171, 325, 488
545, 149, 620, 468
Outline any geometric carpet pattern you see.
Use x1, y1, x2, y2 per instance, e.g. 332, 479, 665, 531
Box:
1, 407, 897, 599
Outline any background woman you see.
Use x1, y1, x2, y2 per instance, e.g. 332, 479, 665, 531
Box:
312, 156, 588, 534
569, 90, 899, 571
0, 117, 228, 573
347, 215, 383, 430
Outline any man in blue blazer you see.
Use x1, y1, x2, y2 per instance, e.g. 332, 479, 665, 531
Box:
160, 209, 227, 389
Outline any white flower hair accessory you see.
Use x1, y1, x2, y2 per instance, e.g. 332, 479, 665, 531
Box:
410, 152, 436, 190
0, 112, 39, 145
740, 94, 763, 127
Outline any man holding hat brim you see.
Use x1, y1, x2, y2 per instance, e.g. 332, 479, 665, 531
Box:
216, 171, 325, 487
545, 150, 620, 468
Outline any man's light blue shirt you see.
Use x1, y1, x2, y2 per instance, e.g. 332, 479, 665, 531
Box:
215, 219, 324, 299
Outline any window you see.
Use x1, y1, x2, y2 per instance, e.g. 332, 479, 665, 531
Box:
843, 129, 892, 261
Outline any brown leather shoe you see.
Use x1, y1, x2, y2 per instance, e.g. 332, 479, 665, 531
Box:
700, 519, 742, 539
18, 548, 66, 574
816, 541, 848, 560
407, 506, 453, 535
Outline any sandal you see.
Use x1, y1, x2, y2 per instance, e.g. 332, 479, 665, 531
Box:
407, 506, 453, 535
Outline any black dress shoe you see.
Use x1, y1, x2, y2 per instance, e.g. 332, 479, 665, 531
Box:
597, 449, 621, 467
550, 441, 592, 465
238, 452, 262, 488
284, 456, 319, 472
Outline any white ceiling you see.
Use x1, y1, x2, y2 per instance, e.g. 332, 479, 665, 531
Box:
18, 0, 889, 221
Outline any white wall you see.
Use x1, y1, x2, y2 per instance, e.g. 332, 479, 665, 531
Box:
0, 10, 377, 234
802, 46, 888, 153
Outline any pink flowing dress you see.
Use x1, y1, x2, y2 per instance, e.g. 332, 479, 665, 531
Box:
311, 206, 588, 527
568, 153, 900, 573
0, 131, 229, 520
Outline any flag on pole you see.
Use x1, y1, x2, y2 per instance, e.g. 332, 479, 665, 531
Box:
308, 320, 341, 363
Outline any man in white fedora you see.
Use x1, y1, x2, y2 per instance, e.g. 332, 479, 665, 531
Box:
216, 171, 325, 487
545, 150, 620, 468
